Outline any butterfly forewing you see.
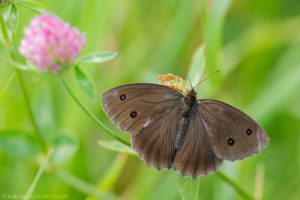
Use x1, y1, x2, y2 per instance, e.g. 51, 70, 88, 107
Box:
173, 108, 223, 177
102, 83, 185, 170
102, 83, 183, 136
199, 99, 269, 161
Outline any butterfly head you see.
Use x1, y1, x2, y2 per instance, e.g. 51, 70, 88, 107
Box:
186, 89, 197, 101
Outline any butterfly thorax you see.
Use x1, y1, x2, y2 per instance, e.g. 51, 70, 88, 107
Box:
172, 89, 198, 162
184, 89, 198, 110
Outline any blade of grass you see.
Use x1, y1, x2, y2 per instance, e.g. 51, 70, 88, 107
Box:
254, 163, 265, 200
216, 172, 253, 200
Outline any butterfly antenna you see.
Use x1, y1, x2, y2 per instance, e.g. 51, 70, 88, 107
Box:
186, 74, 194, 90
176, 61, 194, 90
194, 70, 220, 89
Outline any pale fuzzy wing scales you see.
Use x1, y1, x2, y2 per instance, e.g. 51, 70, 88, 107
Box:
199, 99, 269, 161
102, 83, 183, 136
173, 109, 223, 177
132, 106, 184, 170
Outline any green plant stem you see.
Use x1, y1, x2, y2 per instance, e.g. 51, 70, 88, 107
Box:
59, 76, 130, 147
1, 13, 47, 153
54, 168, 118, 199
15, 69, 48, 153
216, 172, 253, 200
23, 150, 52, 200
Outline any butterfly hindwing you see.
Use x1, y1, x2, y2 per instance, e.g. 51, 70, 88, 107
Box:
172, 107, 223, 177
199, 99, 269, 161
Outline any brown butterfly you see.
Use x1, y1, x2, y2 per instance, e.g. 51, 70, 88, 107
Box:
101, 79, 269, 178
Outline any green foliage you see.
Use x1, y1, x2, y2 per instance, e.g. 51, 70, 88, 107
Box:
0, 130, 39, 158
76, 52, 117, 64
74, 66, 95, 98
51, 134, 78, 165
0, 0, 300, 200
6, 3, 18, 34
178, 178, 201, 200
14, 0, 47, 13
186, 44, 205, 87
98, 140, 137, 156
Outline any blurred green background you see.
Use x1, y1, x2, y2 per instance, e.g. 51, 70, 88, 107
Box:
1, 0, 300, 199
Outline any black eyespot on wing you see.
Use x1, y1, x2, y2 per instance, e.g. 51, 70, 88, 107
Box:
246, 128, 252, 135
130, 111, 137, 118
120, 94, 126, 101
227, 138, 235, 146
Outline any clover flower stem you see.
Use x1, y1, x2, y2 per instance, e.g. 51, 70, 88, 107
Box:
15, 69, 48, 154
59, 76, 131, 147
2, 12, 48, 154
216, 172, 253, 200
23, 149, 53, 200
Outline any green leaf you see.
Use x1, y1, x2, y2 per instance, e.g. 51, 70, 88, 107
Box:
186, 44, 206, 87
14, 0, 48, 13
51, 134, 78, 165
6, 59, 37, 71
15, 0, 46, 9
76, 52, 117, 64
98, 140, 137, 156
178, 178, 201, 200
7, 3, 19, 33
0, 130, 39, 158
74, 66, 95, 98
